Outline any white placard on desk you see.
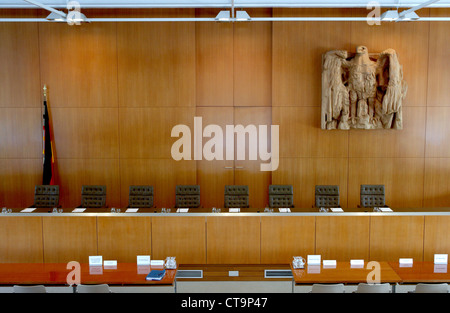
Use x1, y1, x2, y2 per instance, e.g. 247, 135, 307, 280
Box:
89, 255, 103, 267
150, 260, 165, 267
323, 260, 337, 268
434, 254, 448, 265
103, 260, 117, 267
330, 207, 344, 212
177, 208, 189, 213
307, 255, 321, 265
72, 208, 86, 213
399, 258, 413, 267
379, 207, 393, 212
137, 255, 151, 266
229, 208, 240, 213
278, 208, 291, 213
350, 259, 365, 268
125, 208, 139, 213
21, 208, 36, 213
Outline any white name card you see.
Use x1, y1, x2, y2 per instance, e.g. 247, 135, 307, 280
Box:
278, 208, 291, 213
103, 260, 117, 267
379, 207, 393, 212
137, 255, 151, 266
434, 254, 448, 265
89, 256, 103, 267
150, 260, 165, 267
399, 258, 413, 267
323, 260, 337, 268
229, 208, 240, 213
177, 208, 189, 213
330, 207, 344, 212
21, 208, 36, 213
307, 255, 321, 265
72, 208, 86, 213
350, 259, 365, 268
125, 208, 139, 213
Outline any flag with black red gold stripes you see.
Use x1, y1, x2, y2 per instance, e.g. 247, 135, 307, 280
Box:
42, 85, 54, 185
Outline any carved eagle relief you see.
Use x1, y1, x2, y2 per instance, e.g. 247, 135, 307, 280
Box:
321, 46, 407, 130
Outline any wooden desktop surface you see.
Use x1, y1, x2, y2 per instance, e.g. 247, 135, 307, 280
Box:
290, 261, 402, 284
388, 261, 450, 283
0, 263, 177, 286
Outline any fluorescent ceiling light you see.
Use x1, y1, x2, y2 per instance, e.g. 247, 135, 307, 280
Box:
215, 10, 230, 21
236, 10, 251, 21
380, 10, 399, 21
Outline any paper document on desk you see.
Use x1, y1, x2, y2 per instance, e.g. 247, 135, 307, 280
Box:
278, 208, 291, 213
126, 208, 139, 213
21, 208, 36, 213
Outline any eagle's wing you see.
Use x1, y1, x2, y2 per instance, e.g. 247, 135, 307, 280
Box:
376, 49, 408, 114
321, 50, 349, 129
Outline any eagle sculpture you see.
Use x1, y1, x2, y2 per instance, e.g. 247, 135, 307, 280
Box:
321, 46, 407, 130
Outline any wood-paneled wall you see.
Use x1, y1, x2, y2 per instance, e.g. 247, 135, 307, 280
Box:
0, 8, 449, 208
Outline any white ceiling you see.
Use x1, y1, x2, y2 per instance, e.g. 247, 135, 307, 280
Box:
2, 0, 450, 9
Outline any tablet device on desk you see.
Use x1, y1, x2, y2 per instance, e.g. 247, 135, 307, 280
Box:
146, 269, 166, 281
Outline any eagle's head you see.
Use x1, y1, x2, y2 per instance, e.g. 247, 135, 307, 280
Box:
356, 46, 368, 55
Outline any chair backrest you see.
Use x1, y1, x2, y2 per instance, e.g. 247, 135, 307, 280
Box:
360, 185, 385, 208
355, 283, 391, 293
269, 185, 293, 208
13, 285, 47, 293
129, 185, 154, 208
311, 283, 344, 293
81, 185, 106, 208
77, 284, 111, 293
34, 185, 59, 208
415, 283, 448, 293
315, 185, 339, 208
175, 185, 200, 208
224, 185, 249, 208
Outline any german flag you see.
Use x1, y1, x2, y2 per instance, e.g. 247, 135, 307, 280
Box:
42, 85, 54, 185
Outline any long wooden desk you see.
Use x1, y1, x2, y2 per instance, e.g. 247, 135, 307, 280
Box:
0, 263, 178, 293
388, 261, 450, 284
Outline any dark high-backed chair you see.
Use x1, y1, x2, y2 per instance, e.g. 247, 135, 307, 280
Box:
224, 185, 249, 208
360, 185, 385, 208
32, 185, 60, 208
128, 185, 154, 208
175, 185, 200, 208
269, 185, 294, 208
315, 185, 340, 208
80, 185, 106, 208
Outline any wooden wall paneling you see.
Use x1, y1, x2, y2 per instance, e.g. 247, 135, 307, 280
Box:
97, 216, 152, 262
273, 107, 348, 158
370, 216, 424, 261
273, 158, 348, 209
119, 107, 195, 159
423, 216, 450, 262
350, 9, 429, 107
195, 9, 234, 107
315, 216, 370, 261
347, 158, 424, 208
272, 8, 352, 107
234, 107, 272, 208
260, 216, 315, 264
117, 10, 196, 107
196, 107, 234, 208
51, 108, 119, 159
206, 216, 260, 264
0, 217, 43, 263
233, 8, 272, 107
427, 9, 450, 107
39, 22, 118, 108
425, 107, 450, 158
57, 158, 121, 208
0, 10, 41, 108
0, 108, 42, 159
120, 158, 197, 208
0, 159, 42, 208
348, 107, 426, 158
152, 216, 206, 264
42, 216, 97, 263
423, 158, 450, 207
